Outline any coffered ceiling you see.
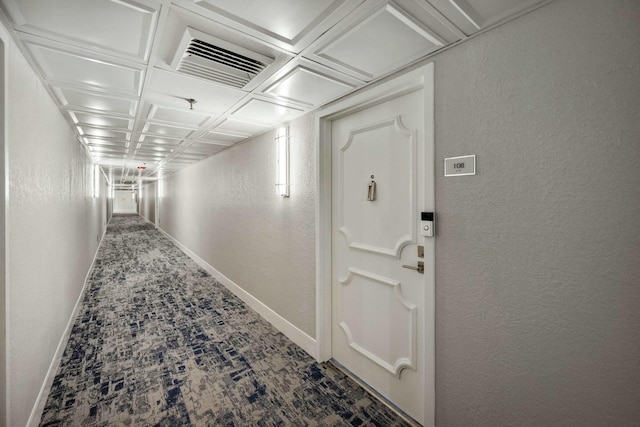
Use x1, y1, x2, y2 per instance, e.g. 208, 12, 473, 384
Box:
0, 0, 547, 188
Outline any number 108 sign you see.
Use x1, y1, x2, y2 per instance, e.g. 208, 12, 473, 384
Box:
444, 155, 476, 176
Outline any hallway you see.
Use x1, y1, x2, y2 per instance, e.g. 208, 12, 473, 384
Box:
3, 0, 640, 426
39, 215, 408, 426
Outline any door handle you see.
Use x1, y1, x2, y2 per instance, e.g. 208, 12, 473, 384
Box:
402, 261, 424, 274
367, 180, 377, 201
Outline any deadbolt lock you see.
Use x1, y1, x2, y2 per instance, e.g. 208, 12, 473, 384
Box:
418, 245, 424, 258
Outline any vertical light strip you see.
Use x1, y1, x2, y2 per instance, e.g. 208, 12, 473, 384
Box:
158, 178, 164, 198
275, 126, 290, 197
93, 164, 100, 198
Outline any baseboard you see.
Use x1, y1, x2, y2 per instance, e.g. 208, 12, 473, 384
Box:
26, 226, 108, 427
157, 228, 318, 359
139, 213, 155, 228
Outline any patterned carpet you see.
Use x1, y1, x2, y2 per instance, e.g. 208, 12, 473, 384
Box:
39, 214, 410, 426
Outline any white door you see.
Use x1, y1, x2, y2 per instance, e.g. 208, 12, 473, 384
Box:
331, 85, 433, 425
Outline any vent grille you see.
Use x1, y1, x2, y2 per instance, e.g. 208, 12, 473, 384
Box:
173, 29, 273, 89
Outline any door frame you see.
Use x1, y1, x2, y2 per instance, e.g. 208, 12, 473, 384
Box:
315, 63, 435, 425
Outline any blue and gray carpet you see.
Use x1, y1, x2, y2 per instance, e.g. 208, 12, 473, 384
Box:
39, 214, 409, 426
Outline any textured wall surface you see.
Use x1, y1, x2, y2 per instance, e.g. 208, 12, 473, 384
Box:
160, 114, 316, 336
431, 0, 640, 425
139, 182, 156, 225
2, 21, 107, 426
0, 35, 6, 426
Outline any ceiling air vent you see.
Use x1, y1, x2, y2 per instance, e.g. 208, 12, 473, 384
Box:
171, 28, 274, 89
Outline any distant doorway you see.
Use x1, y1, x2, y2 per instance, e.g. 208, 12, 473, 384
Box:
114, 190, 137, 213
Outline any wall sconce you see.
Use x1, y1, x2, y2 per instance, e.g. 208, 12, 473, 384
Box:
157, 178, 165, 198
93, 164, 100, 198
275, 125, 290, 197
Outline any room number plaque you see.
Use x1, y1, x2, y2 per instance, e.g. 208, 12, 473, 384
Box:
444, 155, 476, 176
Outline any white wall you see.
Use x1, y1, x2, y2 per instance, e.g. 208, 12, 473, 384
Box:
1, 21, 107, 427
0, 34, 6, 426
427, 0, 640, 425
159, 114, 316, 337
113, 190, 137, 213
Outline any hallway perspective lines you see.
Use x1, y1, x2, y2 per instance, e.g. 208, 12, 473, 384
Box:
39, 214, 409, 426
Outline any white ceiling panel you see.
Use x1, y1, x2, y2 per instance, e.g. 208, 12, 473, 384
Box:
303, 0, 460, 81
230, 97, 306, 124
133, 160, 164, 167
24, 41, 144, 96
70, 112, 133, 129
133, 150, 166, 156
2, 0, 159, 61
133, 155, 165, 162
79, 128, 131, 140
137, 144, 174, 152
89, 146, 128, 154
139, 153, 173, 161
198, 131, 246, 145
98, 155, 126, 162
89, 151, 128, 160
426, 0, 545, 35
2, 0, 549, 185
147, 104, 211, 127
212, 119, 271, 135
91, 153, 129, 161
53, 87, 138, 116
142, 123, 196, 138
139, 135, 184, 145
84, 138, 128, 147
181, 0, 364, 52
146, 68, 247, 117
258, 58, 364, 108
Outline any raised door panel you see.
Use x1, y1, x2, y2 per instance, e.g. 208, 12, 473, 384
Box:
337, 268, 416, 377
338, 116, 416, 258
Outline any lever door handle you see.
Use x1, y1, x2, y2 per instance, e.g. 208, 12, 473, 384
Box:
402, 261, 424, 274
